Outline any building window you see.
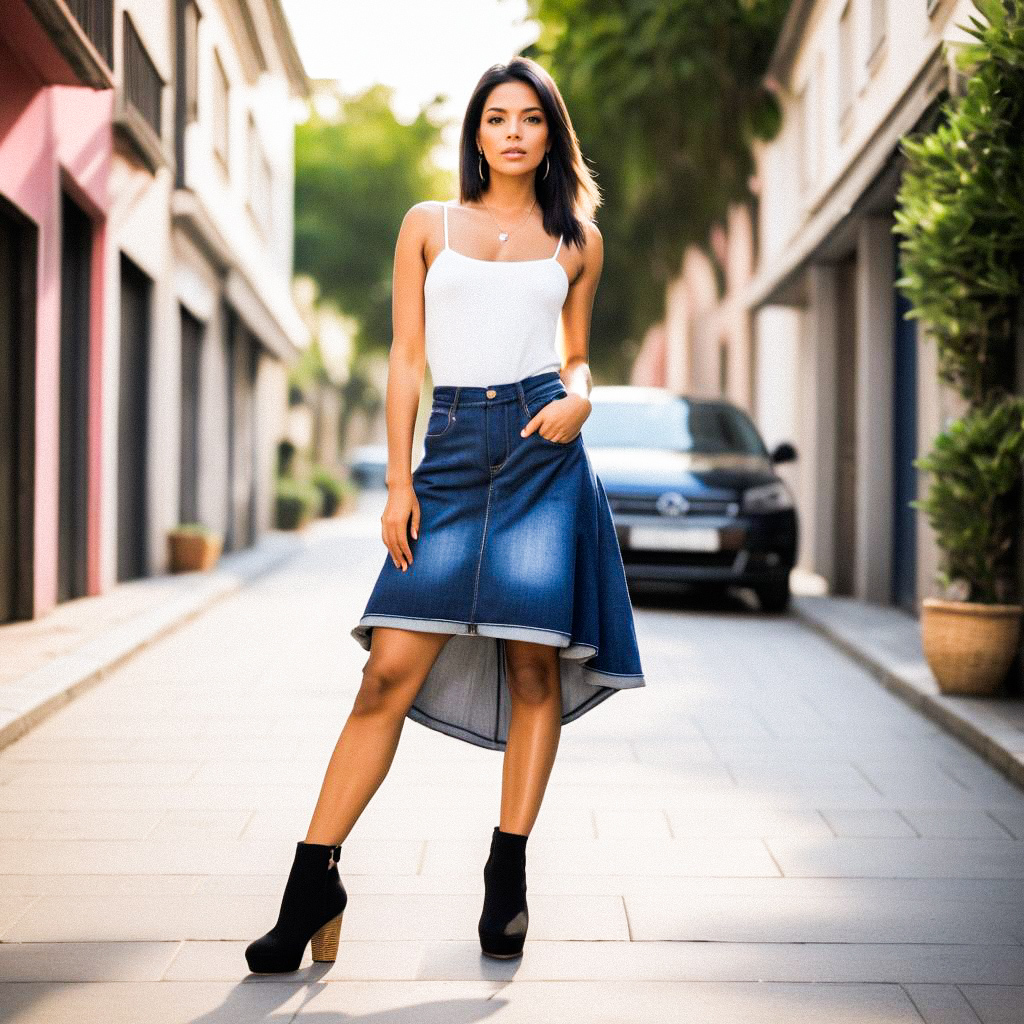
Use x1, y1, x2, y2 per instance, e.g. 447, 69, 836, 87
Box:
68, 0, 115, 67
212, 49, 230, 172
838, 1, 854, 137
247, 113, 273, 236
869, 0, 886, 60
796, 83, 809, 193
123, 13, 163, 138
183, 0, 200, 124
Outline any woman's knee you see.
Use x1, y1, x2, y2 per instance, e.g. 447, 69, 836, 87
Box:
351, 658, 418, 717
506, 657, 560, 707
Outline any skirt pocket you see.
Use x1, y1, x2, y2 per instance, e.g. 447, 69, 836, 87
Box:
525, 388, 580, 446
424, 405, 456, 438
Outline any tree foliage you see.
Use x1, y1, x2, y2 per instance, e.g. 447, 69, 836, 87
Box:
896, 0, 1024, 603
894, 0, 1024, 407
294, 84, 450, 356
523, 0, 788, 375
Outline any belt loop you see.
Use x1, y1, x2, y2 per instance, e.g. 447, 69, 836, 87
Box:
452, 386, 461, 417
515, 380, 529, 417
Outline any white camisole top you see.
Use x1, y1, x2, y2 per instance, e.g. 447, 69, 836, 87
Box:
424, 200, 568, 387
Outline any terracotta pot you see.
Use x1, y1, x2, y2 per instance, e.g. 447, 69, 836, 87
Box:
921, 597, 1023, 695
168, 532, 223, 573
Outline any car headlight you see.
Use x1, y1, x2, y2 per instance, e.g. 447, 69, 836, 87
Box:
742, 480, 794, 513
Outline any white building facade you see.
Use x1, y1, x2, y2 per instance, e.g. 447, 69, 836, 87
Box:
102, 0, 309, 588
747, 0, 977, 613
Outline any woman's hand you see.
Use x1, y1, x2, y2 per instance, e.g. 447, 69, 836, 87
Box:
381, 481, 419, 571
520, 393, 592, 444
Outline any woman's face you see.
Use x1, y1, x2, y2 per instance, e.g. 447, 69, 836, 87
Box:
476, 80, 550, 180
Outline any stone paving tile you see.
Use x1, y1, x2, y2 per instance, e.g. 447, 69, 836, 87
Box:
0, 942, 182, 982
766, 837, 1024, 879
821, 810, 918, 838
160, 940, 1024, 986
592, 809, 670, 839
421, 837, 781, 877
904, 985, 986, 1024
0, 874, 200, 897
663, 808, 834, 840
622, 892, 1021, 945
989, 809, 1024, 841
279, 979, 923, 1023
0, 838, 423, 876
898, 809, 1017, 840
959, 985, 1024, 1024
0, 892, 628, 944
0, 979, 334, 1024
0, 809, 165, 842
146, 810, 255, 843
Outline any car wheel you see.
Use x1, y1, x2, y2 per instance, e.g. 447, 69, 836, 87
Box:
756, 577, 791, 614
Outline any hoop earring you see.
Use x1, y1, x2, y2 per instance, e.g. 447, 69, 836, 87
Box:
543, 152, 550, 180
478, 148, 485, 181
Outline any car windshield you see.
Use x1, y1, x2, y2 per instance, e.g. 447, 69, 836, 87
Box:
582, 399, 769, 456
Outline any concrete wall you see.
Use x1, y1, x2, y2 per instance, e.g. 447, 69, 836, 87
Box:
0, 5, 113, 616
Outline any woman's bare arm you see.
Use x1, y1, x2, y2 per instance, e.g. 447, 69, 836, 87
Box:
380, 202, 435, 570
521, 219, 602, 443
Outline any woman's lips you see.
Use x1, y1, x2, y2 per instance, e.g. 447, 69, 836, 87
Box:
502, 151, 526, 159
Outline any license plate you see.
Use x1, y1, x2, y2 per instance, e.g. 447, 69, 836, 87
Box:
629, 526, 721, 551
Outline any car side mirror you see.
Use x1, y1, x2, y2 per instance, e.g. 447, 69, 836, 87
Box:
770, 441, 797, 464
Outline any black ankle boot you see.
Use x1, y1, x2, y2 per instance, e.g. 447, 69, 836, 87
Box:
478, 825, 529, 959
245, 841, 348, 974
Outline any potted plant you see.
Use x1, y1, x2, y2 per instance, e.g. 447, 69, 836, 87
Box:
913, 399, 1024, 694
275, 476, 322, 530
168, 523, 223, 573
894, 0, 1024, 695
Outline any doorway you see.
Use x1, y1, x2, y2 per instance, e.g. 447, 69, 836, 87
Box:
57, 193, 92, 604
224, 309, 259, 552
117, 255, 151, 582
0, 199, 37, 623
832, 254, 858, 596
891, 233, 918, 612
179, 306, 203, 525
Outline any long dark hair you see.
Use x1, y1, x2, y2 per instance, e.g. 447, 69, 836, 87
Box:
458, 56, 601, 251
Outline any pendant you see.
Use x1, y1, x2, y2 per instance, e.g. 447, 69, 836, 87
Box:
498, 231, 509, 242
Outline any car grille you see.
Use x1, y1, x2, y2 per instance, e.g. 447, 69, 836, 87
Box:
620, 548, 739, 569
608, 494, 736, 517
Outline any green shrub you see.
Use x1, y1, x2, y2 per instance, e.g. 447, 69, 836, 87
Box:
275, 476, 322, 530
311, 466, 346, 516
912, 397, 1024, 604
277, 439, 298, 478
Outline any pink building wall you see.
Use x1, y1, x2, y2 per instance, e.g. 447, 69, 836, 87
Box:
0, 8, 112, 615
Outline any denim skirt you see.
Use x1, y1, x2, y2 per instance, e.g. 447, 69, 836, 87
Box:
350, 369, 647, 751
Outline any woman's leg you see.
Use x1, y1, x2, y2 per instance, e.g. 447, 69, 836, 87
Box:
499, 638, 563, 835
304, 626, 450, 845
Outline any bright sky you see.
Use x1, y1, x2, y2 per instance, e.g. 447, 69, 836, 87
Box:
280, 0, 541, 169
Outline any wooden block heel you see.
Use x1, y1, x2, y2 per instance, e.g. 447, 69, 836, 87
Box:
310, 912, 343, 962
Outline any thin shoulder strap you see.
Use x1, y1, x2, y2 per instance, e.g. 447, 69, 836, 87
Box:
553, 234, 563, 259
441, 200, 450, 250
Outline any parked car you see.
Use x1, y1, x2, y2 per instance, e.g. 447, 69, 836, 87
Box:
348, 443, 389, 489
581, 386, 798, 612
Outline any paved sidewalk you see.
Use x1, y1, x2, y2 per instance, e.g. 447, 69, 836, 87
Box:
0, 528, 312, 750
0, 496, 1023, 1022
794, 595, 1024, 787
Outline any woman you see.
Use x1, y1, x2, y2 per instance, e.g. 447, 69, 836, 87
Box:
245, 55, 646, 974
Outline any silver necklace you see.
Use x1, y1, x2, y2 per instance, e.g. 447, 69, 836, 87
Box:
479, 195, 537, 242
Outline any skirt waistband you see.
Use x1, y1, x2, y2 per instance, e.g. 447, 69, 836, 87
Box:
431, 369, 562, 407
